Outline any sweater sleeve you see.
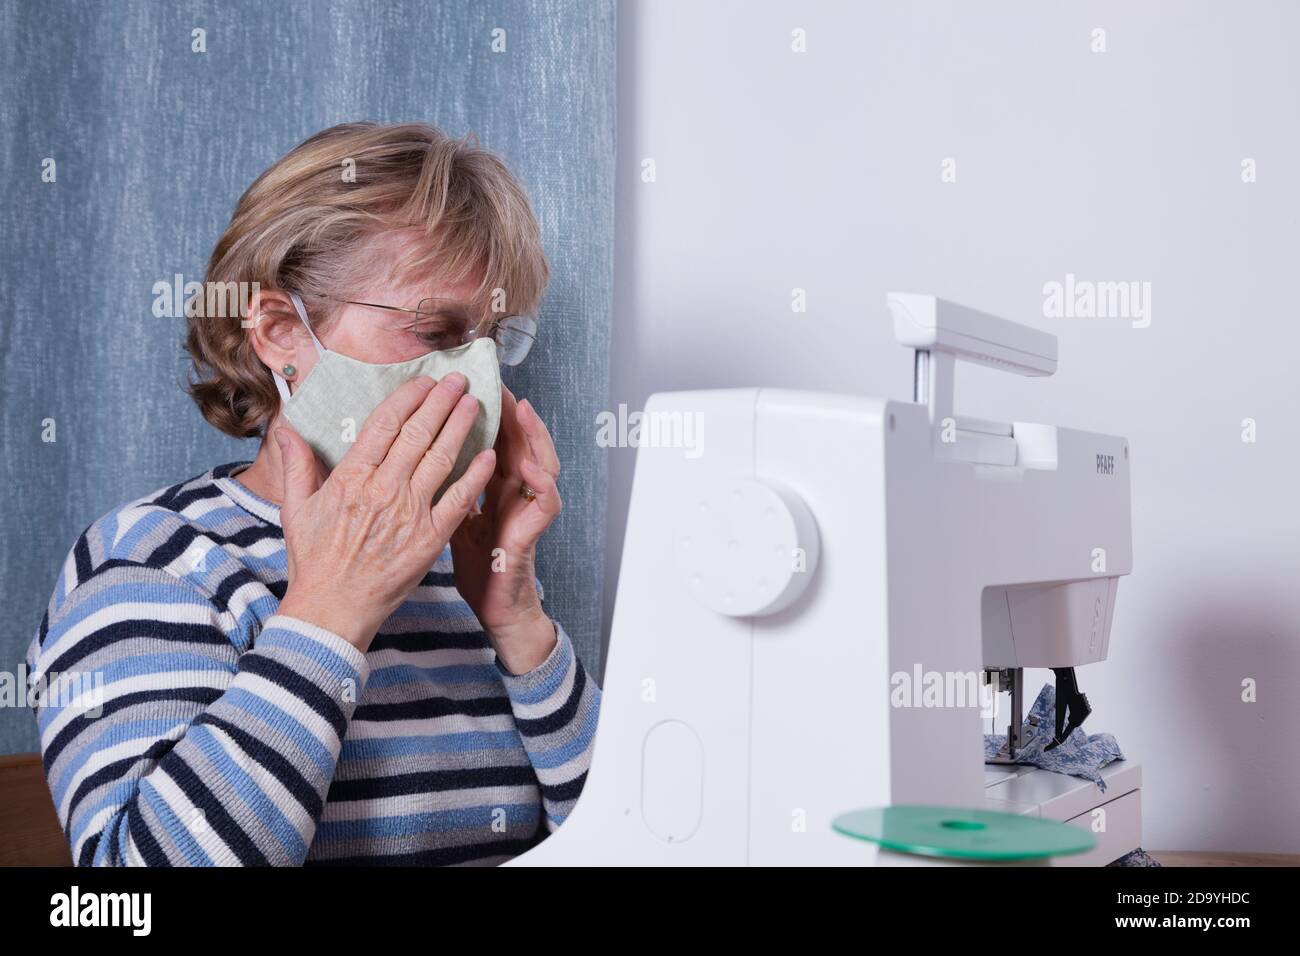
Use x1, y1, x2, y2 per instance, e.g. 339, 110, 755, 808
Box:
27, 561, 369, 866
494, 619, 601, 832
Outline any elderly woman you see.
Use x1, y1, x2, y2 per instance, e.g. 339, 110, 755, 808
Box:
25, 122, 600, 866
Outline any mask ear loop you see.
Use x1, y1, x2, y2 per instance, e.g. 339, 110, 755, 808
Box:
271, 292, 327, 405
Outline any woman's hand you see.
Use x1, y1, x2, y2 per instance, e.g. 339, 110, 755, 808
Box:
274, 373, 496, 652
451, 386, 563, 674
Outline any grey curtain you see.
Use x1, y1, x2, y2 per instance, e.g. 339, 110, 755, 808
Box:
0, 0, 615, 753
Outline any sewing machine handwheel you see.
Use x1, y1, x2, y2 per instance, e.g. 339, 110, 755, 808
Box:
674, 477, 819, 617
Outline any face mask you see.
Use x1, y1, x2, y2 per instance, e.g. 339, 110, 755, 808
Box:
272, 293, 502, 502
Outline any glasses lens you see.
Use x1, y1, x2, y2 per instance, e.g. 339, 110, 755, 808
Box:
408, 298, 476, 352
494, 315, 537, 367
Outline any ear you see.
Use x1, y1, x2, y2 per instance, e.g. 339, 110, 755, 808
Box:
246, 289, 321, 387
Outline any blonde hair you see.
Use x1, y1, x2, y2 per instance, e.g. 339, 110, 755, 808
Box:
186, 121, 549, 438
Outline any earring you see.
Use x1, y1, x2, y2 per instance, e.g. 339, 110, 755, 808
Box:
282, 364, 297, 379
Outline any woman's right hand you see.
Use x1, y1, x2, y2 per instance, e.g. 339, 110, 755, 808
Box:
272, 372, 495, 651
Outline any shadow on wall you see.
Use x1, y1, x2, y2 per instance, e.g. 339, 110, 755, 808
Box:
1152, 594, 1300, 853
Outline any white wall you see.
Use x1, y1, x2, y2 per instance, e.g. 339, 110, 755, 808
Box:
607, 0, 1300, 853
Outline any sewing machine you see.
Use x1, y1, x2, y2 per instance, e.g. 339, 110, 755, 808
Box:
512, 293, 1139, 866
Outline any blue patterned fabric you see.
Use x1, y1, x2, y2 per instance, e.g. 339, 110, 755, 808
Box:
1108, 848, 1161, 867
0, 0, 616, 755
984, 682, 1125, 792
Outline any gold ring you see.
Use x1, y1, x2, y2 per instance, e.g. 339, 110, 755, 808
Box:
520, 483, 537, 502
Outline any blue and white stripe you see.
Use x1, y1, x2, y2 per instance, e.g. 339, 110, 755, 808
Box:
26, 462, 600, 866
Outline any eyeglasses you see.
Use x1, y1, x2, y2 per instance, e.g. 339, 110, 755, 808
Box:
321, 295, 538, 367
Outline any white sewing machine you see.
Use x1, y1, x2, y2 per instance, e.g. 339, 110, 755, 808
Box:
513, 293, 1139, 866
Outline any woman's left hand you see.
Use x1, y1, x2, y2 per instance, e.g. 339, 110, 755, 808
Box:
451, 385, 562, 674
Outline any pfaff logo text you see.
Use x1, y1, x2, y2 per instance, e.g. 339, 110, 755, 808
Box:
1096, 453, 1115, 475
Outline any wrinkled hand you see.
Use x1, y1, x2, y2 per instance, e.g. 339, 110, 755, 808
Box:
274, 373, 496, 652
451, 386, 562, 673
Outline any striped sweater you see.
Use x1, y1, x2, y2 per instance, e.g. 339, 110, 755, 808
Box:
25, 462, 601, 866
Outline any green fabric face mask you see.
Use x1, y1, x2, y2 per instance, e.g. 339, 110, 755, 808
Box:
273, 293, 502, 502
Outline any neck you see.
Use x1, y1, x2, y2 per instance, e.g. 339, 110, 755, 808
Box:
235, 414, 292, 505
